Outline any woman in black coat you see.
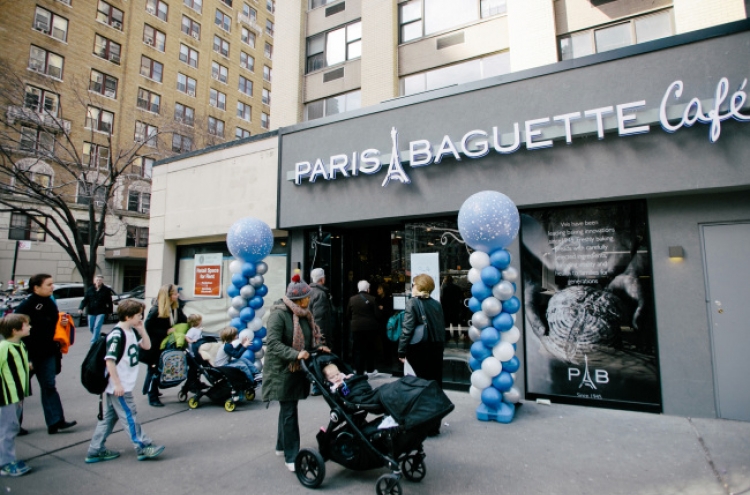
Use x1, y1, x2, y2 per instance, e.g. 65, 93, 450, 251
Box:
142, 284, 186, 407
347, 280, 381, 375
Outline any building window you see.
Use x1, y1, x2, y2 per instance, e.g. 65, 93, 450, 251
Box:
85, 106, 114, 133
146, 0, 168, 22
212, 61, 228, 83
208, 116, 225, 137
401, 51, 509, 96
238, 75, 252, 95
143, 25, 166, 51
134, 121, 158, 147
94, 34, 121, 64
174, 102, 195, 125
215, 9, 231, 32
240, 51, 254, 71
263, 65, 271, 82
184, 0, 202, 14
235, 127, 250, 139
237, 101, 251, 121
137, 88, 161, 113
306, 21, 361, 73
29, 46, 64, 79
89, 70, 118, 98
33, 7, 68, 42
261, 112, 269, 129
83, 142, 110, 169
177, 73, 197, 96
243, 4, 256, 20
76, 220, 105, 245
179, 43, 199, 68
267, 0, 274, 13
20, 127, 54, 155
264, 42, 273, 59
559, 10, 673, 60
24, 86, 59, 117
481, 0, 507, 18
213, 35, 230, 57
171, 133, 192, 153
140, 56, 164, 82
96, 1, 124, 30
220, 0, 233, 7
209, 89, 226, 110
399, 0, 505, 44
76, 182, 106, 207
9, 213, 46, 242
182, 15, 200, 39
126, 225, 149, 247
309, 0, 336, 8
132, 156, 154, 178
265, 19, 274, 37
305, 89, 360, 121
241, 27, 255, 47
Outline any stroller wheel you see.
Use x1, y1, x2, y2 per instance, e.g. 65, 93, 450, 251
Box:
188, 397, 200, 409
224, 400, 236, 412
295, 448, 326, 488
244, 390, 256, 401
376, 474, 402, 495
401, 453, 426, 482
177, 390, 187, 402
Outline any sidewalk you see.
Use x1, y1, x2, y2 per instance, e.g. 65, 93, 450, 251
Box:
6, 324, 749, 495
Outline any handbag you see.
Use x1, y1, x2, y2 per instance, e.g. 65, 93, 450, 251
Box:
410, 298, 427, 345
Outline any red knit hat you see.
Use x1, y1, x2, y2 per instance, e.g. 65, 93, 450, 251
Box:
286, 273, 311, 300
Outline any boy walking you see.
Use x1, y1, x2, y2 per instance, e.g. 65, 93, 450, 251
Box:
0, 314, 32, 477
85, 299, 165, 463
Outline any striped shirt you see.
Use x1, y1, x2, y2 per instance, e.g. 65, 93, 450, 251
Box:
0, 341, 30, 406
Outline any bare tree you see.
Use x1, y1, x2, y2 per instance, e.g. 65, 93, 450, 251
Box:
0, 58, 216, 289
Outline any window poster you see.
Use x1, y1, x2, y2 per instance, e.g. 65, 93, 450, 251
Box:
193, 253, 223, 298
520, 201, 661, 411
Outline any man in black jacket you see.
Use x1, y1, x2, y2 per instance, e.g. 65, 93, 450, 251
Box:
78, 275, 114, 344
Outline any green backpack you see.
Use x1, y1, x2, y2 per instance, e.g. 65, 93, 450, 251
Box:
386, 311, 404, 342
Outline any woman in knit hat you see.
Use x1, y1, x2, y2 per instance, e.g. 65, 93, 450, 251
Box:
262, 273, 329, 472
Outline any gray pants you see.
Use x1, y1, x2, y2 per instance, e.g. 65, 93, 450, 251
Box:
0, 402, 22, 466
88, 393, 153, 456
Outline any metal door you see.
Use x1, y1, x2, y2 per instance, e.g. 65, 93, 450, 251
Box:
702, 222, 750, 421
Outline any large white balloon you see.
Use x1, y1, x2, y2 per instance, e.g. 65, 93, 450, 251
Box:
470, 370, 492, 389
248, 316, 263, 332
502, 266, 518, 283
504, 387, 521, 403
231, 296, 247, 309
229, 259, 244, 274
492, 280, 514, 301
468, 325, 481, 342
227, 307, 240, 319
500, 326, 520, 344
239, 329, 255, 341
492, 341, 515, 362
481, 356, 502, 377
471, 311, 490, 330
240, 285, 256, 299
481, 297, 502, 317
469, 251, 491, 270
469, 385, 483, 401
467, 268, 482, 285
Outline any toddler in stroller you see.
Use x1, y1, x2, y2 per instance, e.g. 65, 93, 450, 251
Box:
293, 353, 454, 495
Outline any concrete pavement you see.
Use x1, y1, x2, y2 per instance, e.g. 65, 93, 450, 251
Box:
5, 324, 749, 495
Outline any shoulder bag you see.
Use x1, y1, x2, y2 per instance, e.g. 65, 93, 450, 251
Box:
410, 298, 427, 345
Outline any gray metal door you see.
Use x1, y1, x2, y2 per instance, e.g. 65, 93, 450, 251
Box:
702, 222, 750, 421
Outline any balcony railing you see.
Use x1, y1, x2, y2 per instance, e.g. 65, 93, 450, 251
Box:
6, 106, 71, 134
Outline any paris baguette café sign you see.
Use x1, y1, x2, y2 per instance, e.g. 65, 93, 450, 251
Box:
289, 77, 750, 187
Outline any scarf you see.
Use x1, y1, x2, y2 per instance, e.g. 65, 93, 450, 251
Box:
282, 296, 323, 371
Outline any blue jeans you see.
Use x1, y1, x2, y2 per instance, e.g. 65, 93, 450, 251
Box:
32, 355, 64, 427
88, 313, 106, 343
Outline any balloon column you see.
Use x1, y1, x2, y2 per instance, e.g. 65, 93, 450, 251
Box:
458, 191, 522, 424
225, 217, 274, 375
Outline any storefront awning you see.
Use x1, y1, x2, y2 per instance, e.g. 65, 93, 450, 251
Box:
105, 247, 148, 261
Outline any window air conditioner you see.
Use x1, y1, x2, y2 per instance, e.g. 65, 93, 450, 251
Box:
35, 21, 48, 31
94, 200, 105, 207
187, 89, 195, 97
145, 36, 154, 44
140, 207, 150, 214
192, 32, 199, 39
111, 54, 120, 64
104, 89, 116, 98
112, 20, 122, 30
147, 6, 156, 14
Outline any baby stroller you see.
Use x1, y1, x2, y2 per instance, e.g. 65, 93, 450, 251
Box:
295, 353, 454, 495
177, 336, 258, 412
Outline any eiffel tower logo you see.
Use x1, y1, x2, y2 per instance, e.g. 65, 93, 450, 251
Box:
578, 354, 597, 390
381, 127, 411, 187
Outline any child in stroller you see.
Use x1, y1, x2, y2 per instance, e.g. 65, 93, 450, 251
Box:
293, 353, 454, 495
177, 332, 258, 412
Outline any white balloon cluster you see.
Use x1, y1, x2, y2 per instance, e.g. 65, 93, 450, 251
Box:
226, 259, 269, 372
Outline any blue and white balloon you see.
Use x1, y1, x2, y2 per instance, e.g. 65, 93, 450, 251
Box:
458, 191, 520, 253
227, 217, 274, 263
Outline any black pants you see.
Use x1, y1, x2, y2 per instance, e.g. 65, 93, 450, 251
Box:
143, 365, 160, 401
276, 400, 300, 463
351, 331, 375, 375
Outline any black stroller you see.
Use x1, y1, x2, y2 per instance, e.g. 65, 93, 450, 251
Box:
177, 336, 259, 412
294, 353, 454, 495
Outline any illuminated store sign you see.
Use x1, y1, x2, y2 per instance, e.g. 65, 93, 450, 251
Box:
290, 77, 750, 186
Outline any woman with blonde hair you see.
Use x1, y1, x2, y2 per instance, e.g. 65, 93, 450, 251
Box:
142, 284, 186, 407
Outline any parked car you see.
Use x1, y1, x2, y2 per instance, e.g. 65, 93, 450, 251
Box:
52, 283, 120, 324
114, 285, 145, 302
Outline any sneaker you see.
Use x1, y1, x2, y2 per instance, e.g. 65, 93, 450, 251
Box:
0, 461, 31, 477
137, 445, 165, 461
275, 450, 284, 457
85, 449, 121, 464
285, 462, 295, 472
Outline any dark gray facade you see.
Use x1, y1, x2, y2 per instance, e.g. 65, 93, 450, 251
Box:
277, 21, 750, 419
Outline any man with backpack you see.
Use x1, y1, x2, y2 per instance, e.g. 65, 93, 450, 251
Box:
84, 299, 165, 463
